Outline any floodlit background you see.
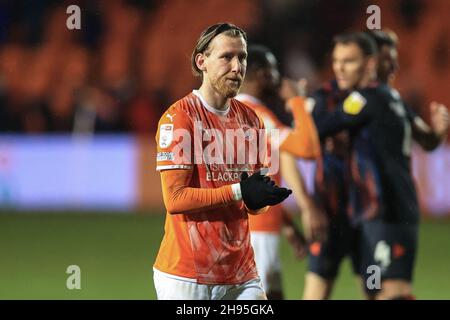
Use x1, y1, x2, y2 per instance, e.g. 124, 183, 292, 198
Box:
0, 0, 449, 299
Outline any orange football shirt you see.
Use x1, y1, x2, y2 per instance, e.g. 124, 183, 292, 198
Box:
154, 90, 266, 284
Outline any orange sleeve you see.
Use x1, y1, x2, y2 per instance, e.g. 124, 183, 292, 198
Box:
161, 169, 269, 215
280, 96, 321, 159
160, 169, 238, 215
156, 106, 194, 171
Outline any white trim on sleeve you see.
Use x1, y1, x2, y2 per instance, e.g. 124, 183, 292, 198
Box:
156, 165, 192, 171
231, 183, 242, 201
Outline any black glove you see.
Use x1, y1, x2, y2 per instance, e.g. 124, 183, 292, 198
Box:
240, 171, 292, 211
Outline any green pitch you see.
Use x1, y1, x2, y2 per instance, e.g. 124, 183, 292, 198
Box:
1, 212, 449, 299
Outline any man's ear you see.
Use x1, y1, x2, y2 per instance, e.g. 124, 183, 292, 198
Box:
195, 53, 207, 72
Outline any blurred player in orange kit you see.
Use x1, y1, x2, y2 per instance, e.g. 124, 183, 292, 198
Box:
152, 23, 292, 300
236, 45, 326, 299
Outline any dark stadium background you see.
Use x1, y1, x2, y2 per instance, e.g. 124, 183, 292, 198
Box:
0, 0, 449, 299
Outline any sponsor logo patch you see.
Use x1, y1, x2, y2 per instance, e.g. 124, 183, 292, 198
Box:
157, 152, 175, 162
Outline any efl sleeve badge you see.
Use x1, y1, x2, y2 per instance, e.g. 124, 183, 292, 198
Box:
343, 91, 367, 115
159, 124, 174, 148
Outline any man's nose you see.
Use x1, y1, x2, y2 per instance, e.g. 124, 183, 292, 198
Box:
335, 62, 344, 74
231, 58, 242, 73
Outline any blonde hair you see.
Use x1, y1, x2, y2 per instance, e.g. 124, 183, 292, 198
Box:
191, 23, 247, 78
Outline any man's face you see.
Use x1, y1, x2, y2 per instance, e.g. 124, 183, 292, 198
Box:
377, 44, 399, 83
332, 43, 368, 90
201, 34, 247, 98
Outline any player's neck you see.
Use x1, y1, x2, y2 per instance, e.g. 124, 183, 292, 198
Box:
198, 86, 229, 111
356, 77, 371, 89
357, 71, 376, 89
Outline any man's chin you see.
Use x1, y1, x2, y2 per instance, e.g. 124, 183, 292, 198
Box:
337, 81, 350, 91
213, 80, 242, 98
226, 89, 239, 98
221, 86, 241, 98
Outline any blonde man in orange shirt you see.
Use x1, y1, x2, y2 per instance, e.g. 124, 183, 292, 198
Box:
153, 23, 292, 300
236, 45, 327, 299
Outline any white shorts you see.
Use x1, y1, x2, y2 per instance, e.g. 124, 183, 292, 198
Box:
250, 232, 282, 293
153, 268, 267, 300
